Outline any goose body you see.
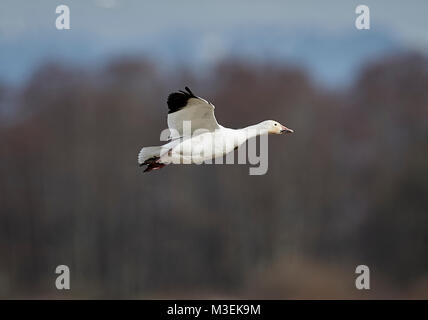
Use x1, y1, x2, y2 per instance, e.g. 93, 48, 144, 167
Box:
138, 87, 293, 172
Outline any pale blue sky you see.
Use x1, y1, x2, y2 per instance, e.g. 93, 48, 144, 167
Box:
0, 1, 427, 85
1, 0, 427, 49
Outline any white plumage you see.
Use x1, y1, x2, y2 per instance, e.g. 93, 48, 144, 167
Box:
138, 87, 293, 172
167, 96, 219, 139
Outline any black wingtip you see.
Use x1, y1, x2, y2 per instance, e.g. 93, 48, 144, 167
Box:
167, 87, 197, 114
185, 86, 194, 96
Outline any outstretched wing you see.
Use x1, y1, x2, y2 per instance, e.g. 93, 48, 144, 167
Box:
167, 87, 220, 139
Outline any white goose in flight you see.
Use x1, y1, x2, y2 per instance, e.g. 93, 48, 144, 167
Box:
138, 87, 293, 172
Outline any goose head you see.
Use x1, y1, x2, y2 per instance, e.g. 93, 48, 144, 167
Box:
260, 120, 294, 135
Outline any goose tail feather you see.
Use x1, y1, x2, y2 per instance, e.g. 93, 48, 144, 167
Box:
138, 146, 168, 173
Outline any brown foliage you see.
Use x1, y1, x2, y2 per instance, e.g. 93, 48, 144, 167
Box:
1, 53, 428, 298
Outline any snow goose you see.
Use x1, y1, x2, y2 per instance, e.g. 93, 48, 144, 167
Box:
138, 87, 293, 172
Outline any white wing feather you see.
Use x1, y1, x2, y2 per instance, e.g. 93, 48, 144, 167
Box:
167, 97, 220, 139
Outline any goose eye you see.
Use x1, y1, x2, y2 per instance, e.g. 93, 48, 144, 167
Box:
274, 124, 277, 126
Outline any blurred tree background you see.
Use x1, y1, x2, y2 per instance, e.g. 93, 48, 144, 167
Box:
0, 53, 428, 299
